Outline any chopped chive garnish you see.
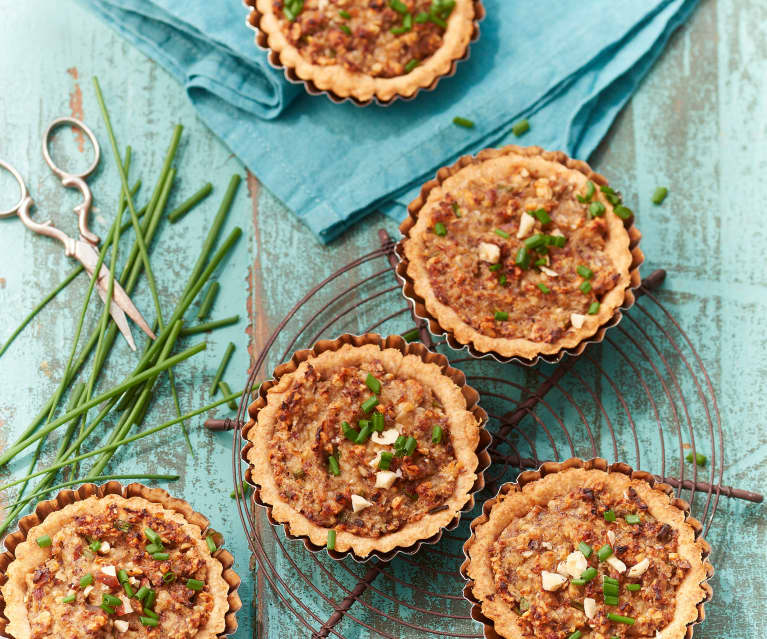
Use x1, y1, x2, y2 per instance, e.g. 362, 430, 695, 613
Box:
136, 586, 150, 602
499, 274, 508, 286
568, 631, 582, 639
603, 582, 619, 596
327, 529, 336, 550
140, 617, 159, 627
142, 608, 159, 620
607, 613, 635, 625
604, 509, 616, 522
145, 589, 157, 610
389, 0, 408, 12
534, 257, 547, 267
365, 373, 381, 394
686, 452, 707, 466
402, 328, 420, 342
512, 119, 530, 137
588, 302, 600, 315
62, 593, 76, 603
516, 246, 530, 269
579, 281, 592, 294
145, 544, 164, 554
36, 535, 52, 548
531, 208, 551, 225
80, 573, 94, 588
577, 265, 593, 279
356, 422, 372, 444
89, 539, 102, 553
100, 604, 116, 615
597, 544, 613, 561
339, 9, 351, 18
589, 201, 606, 217
494, 310, 509, 321
488, 263, 502, 271
549, 234, 567, 248
340, 24, 352, 35
603, 575, 619, 585
604, 595, 619, 606
537, 283, 550, 294
328, 455, 341, 476
361, 396, 379, 413
379, 452, 393, 470
403, 12, 413, 29
343, 421, 359, 441
451, 201, 461, 217
524, 234, 545, 249
578, 542, 592, 558
152, 552, 170, 561
580, 567, 597, 582
602, 187, 621, 205
614, 205, 633, 220
494, 228, 510, 239
390, 24, 409, 34
415, 11, 430, 22
453, 116, 475, 128
571, 578, 587, 586
404, 436, 418, 456
625, 514, 641, 525
144, 527, 161, 545
394, 435, 407, 450
429, 13, 447, 27
434, 222, 447, 236
405, 59, 420, 73
651, 187, 668, 205
186, 578, 204, 591
206, 535, 217, 553
432, 425, 444, 444
626, 584, 641, 592
163, 571, 176, 583
577, 181, 595, 203
372, 412, 385, 432
103, 593, 122, 607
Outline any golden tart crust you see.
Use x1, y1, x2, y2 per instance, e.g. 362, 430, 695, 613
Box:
252, 0, 478, 103
462, 460, 712, 639
400, 146, 641, 361
245, 335, 484, 558
0, 488, 235, 639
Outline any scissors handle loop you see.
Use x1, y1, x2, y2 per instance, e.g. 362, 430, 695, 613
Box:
0, 160, 28, 219
42, 117, 100, 245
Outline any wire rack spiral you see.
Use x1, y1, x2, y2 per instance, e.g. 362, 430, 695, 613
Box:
206, 230, 762, 639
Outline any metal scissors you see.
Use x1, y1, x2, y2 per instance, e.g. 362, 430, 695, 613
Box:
0, 117, 156, 351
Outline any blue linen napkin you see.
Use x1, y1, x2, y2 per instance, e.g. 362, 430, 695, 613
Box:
79, 0, 698, 243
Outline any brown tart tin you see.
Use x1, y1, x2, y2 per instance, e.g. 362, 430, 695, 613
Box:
0, 481, 242, 638
243, 0, 485, 107
241, 332, 491, 562
460, 457, 714, 639
396, 145, 645, 366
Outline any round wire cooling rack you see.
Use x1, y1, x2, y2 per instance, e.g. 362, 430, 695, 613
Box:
206, 229, 763, 639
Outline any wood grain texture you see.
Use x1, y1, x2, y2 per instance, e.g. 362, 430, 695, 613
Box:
0, 0, 765, 638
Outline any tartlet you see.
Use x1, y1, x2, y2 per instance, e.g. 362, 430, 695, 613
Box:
247, 0, 481, 104
398, 145, 643, 362
244, 333, 489, 559
462, 459, 713, 639
0, 482, 241, 639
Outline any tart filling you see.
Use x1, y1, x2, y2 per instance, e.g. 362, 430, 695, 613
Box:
247, 342, 480, 557
465, 467, 710, 639
1, 495, 229, 639
253, 0, 477, 101
402, 147, 636, 359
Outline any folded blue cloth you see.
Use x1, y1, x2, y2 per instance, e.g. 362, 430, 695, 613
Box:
79, 0, 698, 243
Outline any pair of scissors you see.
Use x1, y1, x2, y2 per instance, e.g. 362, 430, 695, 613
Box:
0, 117, 156, 351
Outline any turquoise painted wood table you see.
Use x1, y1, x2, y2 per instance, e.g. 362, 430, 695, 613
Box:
1, 1, 766, 638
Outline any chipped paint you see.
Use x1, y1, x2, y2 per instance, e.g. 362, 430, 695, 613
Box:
66, 67, 86, 152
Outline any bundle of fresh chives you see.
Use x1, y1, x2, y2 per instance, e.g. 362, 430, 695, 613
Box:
0, 79, 245, 535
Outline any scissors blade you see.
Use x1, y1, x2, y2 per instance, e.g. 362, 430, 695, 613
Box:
73, 241, 157, 343
94, 284, 137, 351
